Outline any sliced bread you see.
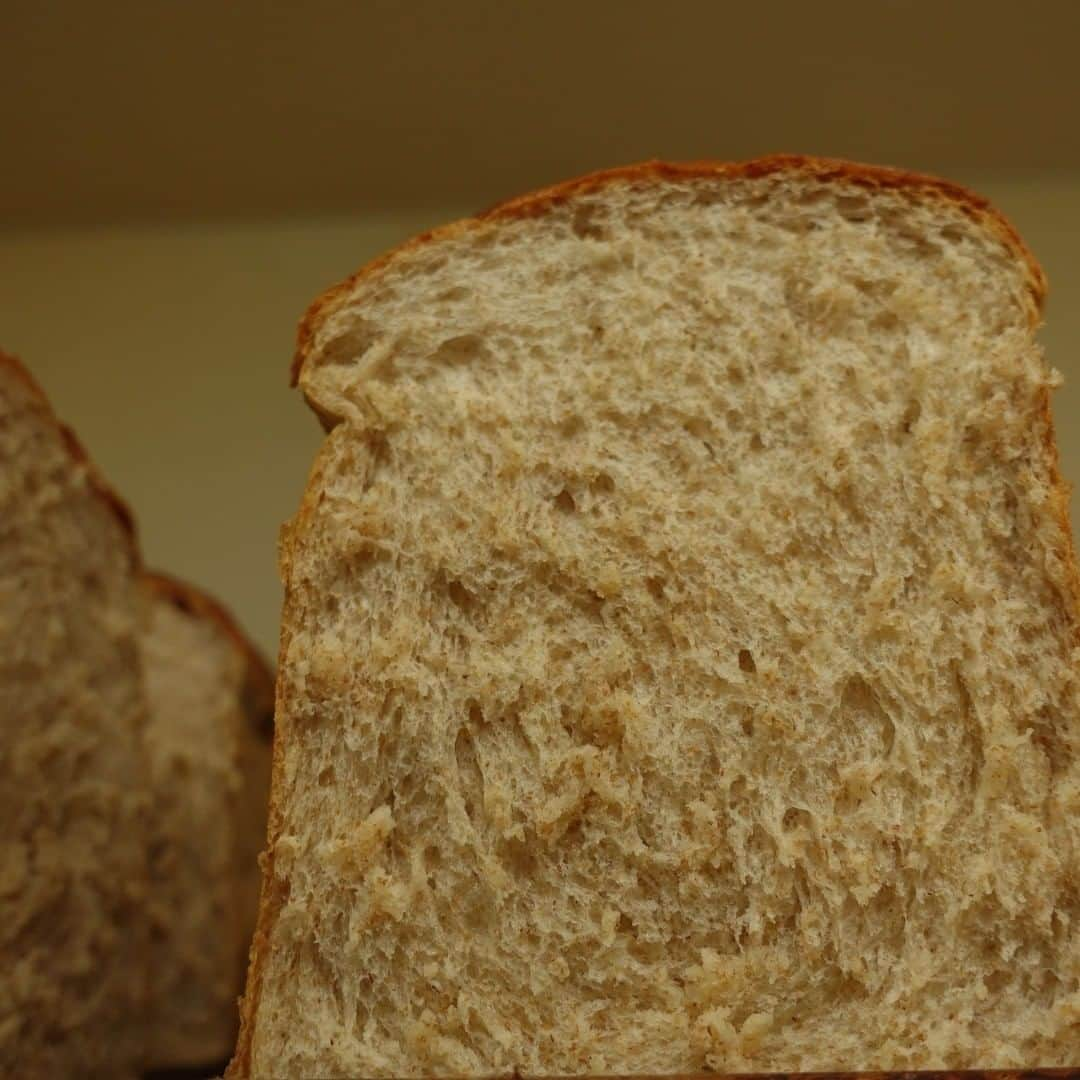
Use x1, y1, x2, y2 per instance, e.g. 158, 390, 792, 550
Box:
231, 158, 1080, 1075
0, 351, 274, 1077
0, 352, 148, 1076
142, 574, 273, 1071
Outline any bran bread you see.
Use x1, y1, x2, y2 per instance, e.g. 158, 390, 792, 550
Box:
232, 158, 1080, 1075
0, 351, 148, 1077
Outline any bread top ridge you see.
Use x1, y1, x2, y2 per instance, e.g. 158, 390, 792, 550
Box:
293, 156, 1047, 388
142, 570, 275, 734
0, 349, 140, 566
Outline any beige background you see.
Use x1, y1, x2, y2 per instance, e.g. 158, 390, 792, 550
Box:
3, 2, 1079, 657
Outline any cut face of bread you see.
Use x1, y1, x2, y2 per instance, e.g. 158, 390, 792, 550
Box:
233, 159, 1080, 1076
142, 574, 274, 1071
0, 354, 147, 1076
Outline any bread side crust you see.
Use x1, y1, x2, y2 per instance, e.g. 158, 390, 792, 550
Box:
292, 155, 1048, 387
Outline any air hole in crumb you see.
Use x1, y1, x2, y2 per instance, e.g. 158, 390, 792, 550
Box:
727, 364, 745, 385
432, 334, 486, 366
559, 415, 583, 438
590, 322, 605, 341
836, 194, 872, 223
900, 399, 922, 435
740, 712, 755, 737
646, 576, 666, 600
749, 433, 764, 451
778, 216, 818, 236
454, 726, 483, 826
842, 675, 896, 757
319, 320, 377, 366
317, 766, 335, 787
897, 229, 942, 258
683, 417, 711, 442
554, 488, 576, 513
591, 472, 615, 494
871, 310, 900, 332
571, 204, 608, 240
782, 807, 812, 832
468, 701, 485, 726
738, 649, 756, 673
940, 224, 966, 244
735, 190, 770, 209
726, 409, 742, 432
501, 838, 537, 878
447, 579, 476, 611
437, 285, 470, 302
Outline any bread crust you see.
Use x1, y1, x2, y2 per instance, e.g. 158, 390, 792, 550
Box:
291, 155, 1048, 387
0, 349, 140, 566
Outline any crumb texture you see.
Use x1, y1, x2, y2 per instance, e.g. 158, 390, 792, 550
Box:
245, 171, 1080, 1076
142, 589, 272, 1069
0, 360, 146, 1076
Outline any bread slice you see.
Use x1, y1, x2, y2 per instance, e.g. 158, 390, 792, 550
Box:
231, 157, 1080, 1076
141, 573, 274, 1071
0, 352, 148, 1076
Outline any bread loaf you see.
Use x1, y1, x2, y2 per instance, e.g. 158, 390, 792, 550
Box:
232, 158, 1080, 1075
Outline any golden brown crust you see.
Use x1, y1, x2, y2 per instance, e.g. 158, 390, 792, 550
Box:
0, 349, 141, 566
142, 571, 275, 737
291, 155, 1048, 386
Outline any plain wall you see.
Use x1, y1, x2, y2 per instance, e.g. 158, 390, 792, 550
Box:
2, 179, 1078, 656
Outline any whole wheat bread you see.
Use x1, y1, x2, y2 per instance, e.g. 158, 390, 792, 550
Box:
0, 352, 274, 1076
0, 352, 148, 1076
231, 158, 1080, 1076
142, 573, 274, 1071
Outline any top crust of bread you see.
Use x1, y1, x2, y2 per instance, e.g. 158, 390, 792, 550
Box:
292, 156, 1048, 387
